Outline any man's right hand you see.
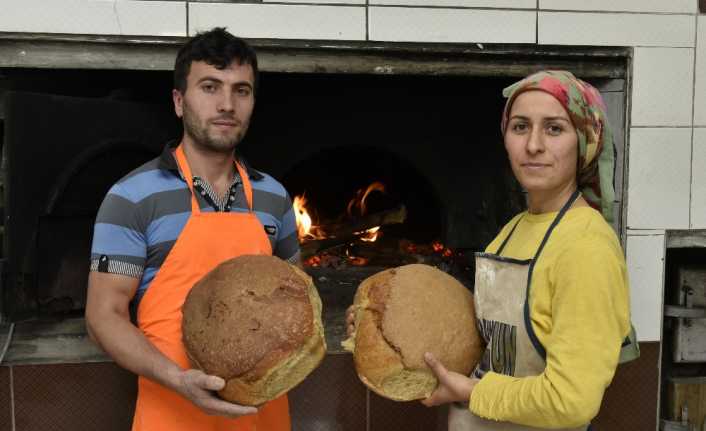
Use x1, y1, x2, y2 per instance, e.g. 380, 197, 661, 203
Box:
86, 272, 258, 419
175, 369, 258, 418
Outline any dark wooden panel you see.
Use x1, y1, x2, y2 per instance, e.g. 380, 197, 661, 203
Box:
12, 363, 136, 431
593, 342, 660, 431
0, 367, 11, 431
289, 353, 367, 431
370, 392, 447, 431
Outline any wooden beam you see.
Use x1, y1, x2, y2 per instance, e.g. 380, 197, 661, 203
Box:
667, 230, 706, 249
0, 33, 629, 78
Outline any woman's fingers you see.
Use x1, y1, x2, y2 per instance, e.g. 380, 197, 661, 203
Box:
345, 305, 356, 337
424, 352, 448, 381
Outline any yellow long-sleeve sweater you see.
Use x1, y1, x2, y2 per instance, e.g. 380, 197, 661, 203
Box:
469, 206, 630, 428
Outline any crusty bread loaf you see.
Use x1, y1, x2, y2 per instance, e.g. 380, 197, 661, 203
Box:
342, 264, 482, 401
182, 255, 326, 406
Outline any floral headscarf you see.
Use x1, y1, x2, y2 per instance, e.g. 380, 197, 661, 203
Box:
501, 70, 615, 223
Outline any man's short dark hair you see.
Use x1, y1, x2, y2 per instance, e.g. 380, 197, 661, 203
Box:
174, 27, 259, 94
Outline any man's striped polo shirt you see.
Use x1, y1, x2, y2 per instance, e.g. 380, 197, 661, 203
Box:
90, 142, 300, 309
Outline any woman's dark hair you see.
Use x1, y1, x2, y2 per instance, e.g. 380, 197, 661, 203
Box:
173, 27, 259, 94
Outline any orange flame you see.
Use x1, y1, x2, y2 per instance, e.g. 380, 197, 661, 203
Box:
359, 226, 381, 242
293, 194, 326, 241
347, 182, 386, 217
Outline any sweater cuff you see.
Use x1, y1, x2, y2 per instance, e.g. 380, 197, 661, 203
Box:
469, 371, 509, 420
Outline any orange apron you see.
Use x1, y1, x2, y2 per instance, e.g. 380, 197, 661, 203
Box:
133, 145, 290, 431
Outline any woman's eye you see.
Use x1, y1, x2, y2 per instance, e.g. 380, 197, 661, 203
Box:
511, 123, 528, 133
547, 124, 563, 136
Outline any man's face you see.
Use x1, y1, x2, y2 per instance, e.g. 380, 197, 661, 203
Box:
172, 60, 255, 153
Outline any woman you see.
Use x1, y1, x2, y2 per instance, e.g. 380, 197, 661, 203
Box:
419, 70, 639, 430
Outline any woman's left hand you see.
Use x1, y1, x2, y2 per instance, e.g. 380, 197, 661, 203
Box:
421, 352, 479, 407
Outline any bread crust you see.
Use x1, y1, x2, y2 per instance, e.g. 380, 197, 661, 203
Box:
344, 264, 482, 401
182, 255, 326, 405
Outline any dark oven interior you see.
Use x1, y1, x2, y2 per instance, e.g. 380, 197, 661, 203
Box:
0, 66, 530, 321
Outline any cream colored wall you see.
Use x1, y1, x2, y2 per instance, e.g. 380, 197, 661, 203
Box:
1, 0, 704, 342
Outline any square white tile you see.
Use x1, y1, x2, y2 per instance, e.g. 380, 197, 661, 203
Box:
370, 0, 535, 8
539, 0, 696, 14
538, 12, 695, 47
189, 3, 366, 40
695, 16, 706, 127
369, 7, 535, 43
116, 1, 186, 36
264, 0, 365, 4
626, 233, 665, 342
631, 48, 694, 127
627, 128, 692, 229
691, 128, 706, 228
0, 0, 186, 36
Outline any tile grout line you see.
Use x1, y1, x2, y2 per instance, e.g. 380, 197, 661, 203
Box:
366, 389, 371, 431
10, 367, 15, 431
689, 15, 698, 228
366, 0, 369, 41
535, 0, 539, 44
186, 1, 190, 37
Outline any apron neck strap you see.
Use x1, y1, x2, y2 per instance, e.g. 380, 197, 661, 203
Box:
531, 189, 581, 261
496, 189, 581, 257
234, 160, 254, 212
174, 144, 254, 214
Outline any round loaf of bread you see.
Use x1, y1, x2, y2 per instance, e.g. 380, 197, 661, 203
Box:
182, 255, 326, 406
342, 264, 482, 401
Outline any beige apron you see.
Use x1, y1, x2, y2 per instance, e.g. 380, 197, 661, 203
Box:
450, 190, 638, 430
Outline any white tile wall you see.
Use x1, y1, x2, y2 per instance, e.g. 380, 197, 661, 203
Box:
0, 0, 186, 36
626, 232, 665, 342
695, 16, 706, 127
369, 7, 535, 43
539, 0, 697, 14
691, 128, 706, 228
370, 0, 535, 8
189, 3, 366, 40
538, 12, 695, 47
265, 0, 365, 4
631, 48, 694, 127
627, 128, 692, 230
116, 1, 186, 36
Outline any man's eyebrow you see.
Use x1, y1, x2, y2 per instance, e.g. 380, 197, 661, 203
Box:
196, 76, 223, 84
196, 77, 253, 88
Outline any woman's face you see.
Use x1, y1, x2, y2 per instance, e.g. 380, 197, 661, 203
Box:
504, 90, 579, 198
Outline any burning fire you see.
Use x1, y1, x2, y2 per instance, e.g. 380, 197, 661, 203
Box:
359, 227, 380, 242
294, 182, 386, 243
293, 194, 326, 241
348, 181, 385, 217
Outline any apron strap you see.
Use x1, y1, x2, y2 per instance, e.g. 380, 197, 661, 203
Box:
174, 145, 201, 215
496, 216, 523, 255
234, 159, 254, 212
524, 189, 581, 360
531, 189, 581, 263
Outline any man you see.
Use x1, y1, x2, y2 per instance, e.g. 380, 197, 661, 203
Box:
85, 27, 299, 431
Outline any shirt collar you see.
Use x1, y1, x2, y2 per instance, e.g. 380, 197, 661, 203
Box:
158, 140, 263, 181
